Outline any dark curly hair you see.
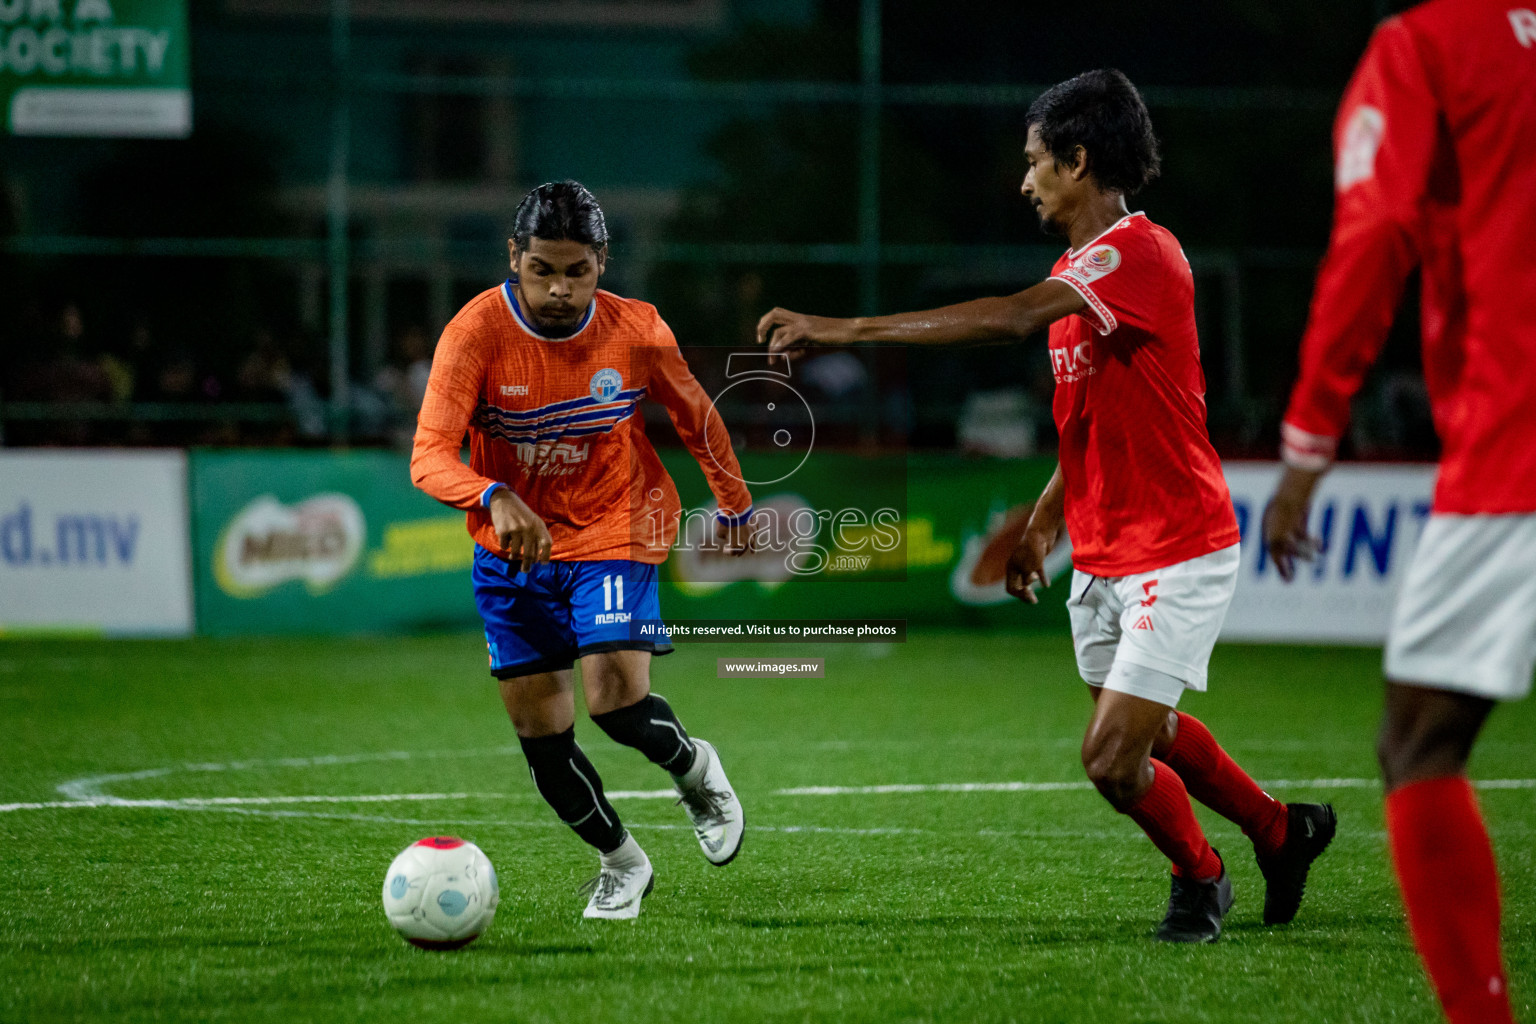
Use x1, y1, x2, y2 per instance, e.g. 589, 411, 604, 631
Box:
1025, 69, 1161, 195
511, 179, 609, 253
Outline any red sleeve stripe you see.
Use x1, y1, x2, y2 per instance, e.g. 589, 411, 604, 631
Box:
1280, 421, 1339, 471
1053, 271, 1117, 336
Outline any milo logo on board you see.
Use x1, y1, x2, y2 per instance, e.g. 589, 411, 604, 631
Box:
214, 493, 365, 597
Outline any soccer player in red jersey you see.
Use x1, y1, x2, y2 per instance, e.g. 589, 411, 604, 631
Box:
1265, 4, 1536, 1020
412, 181, 756, 920
759, 70, 1336, 942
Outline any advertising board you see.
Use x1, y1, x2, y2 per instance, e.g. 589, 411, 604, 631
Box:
0, 449, 193, 635
1221, 462, 1435, 644
1, 0, 191, 137
189, 450, 477, 635
182, 450, 1436, 645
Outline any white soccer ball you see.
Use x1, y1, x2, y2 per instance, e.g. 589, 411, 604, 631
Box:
382, 837, 499, 950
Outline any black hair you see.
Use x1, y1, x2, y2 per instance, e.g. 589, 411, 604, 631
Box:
510, 179, 609, 253
1025, 69, 1161, 195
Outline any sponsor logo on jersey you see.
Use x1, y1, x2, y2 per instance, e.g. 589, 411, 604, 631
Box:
595, 611, 632, 625
590, 367, 623, 402
1049, 339, 1096, 383
1131, 613, 1154, 631
501, 384, 530, 396
1140, 580, 1159, 607
1336, 105, 1385, 191
513, 440, 590, 476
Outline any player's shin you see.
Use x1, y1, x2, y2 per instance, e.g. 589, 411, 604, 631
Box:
590, 693, 697, 776
519, 728, 627, 853
1125, 759, 1224, 881
594, 694, 743, 866
1164, 711, 1288, 855
1386, 776, 1514, 1024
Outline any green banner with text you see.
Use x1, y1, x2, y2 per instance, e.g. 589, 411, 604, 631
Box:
187, 449, 1070, 636
1, 0, 190, 137
189, 450, 479, 636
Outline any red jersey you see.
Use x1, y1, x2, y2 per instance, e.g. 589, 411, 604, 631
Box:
411, 283, 753, 563
1048, 212, 1240, 576
1282, 0, 1536, 514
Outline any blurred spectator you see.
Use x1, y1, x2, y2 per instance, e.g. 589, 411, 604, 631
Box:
236, 329, 294, 403
25, 304, 115, 404
372, 323, 434, 448
284, 335, 331, 441
800, 350, 869, 401
15, 303, 114, 445
956, 389, 1039, 458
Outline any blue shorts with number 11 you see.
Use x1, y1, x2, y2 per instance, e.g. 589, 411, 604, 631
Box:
472, 546, 674, 679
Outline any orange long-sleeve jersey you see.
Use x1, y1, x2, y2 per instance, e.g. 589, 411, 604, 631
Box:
411, 282, 753, 563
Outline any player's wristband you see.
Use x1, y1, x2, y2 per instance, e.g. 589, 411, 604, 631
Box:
480, 482, 509, 508
714, 505, 754, 528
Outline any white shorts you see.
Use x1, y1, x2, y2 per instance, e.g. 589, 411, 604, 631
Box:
1385, 514, 1536, 701
1068, 543, 1240, 708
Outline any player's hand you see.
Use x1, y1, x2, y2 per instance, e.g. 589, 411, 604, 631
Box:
1263, 465, 1325, 583
1005, 519, 1060, 605
715, 516, 756, 557
488, 487, 553, 573
756, 307, 847, 353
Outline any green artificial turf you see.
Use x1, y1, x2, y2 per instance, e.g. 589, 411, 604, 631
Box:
2, 631, 1533, 1023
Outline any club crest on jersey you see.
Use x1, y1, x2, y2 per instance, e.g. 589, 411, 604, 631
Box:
590, 368, 623, 402
1072, 244, 1121, 283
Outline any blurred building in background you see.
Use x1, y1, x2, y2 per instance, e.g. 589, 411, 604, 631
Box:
0, 0, 1434, 461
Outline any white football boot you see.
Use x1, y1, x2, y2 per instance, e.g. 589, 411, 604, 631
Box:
671, 738, 744, 866
581, 831, 654, 920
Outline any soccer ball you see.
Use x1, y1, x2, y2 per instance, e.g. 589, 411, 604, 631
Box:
382, 837, 499, 950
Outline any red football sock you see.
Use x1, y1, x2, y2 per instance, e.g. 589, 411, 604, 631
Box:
1125, 759, 1223, 881
1165, 711, 1288, 856
1386, 777, 1513, 1024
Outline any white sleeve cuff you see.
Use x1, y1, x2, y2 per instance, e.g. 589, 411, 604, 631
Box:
1052, 271, 1116, 336
1280, 422, 1338, 472
480, 482, 508, 508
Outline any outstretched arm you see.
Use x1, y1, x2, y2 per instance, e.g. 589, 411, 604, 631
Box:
757, 278, 1085, 352
647, 324, 755, 554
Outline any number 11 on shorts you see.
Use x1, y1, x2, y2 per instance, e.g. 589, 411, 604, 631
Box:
602, 574, 625, 612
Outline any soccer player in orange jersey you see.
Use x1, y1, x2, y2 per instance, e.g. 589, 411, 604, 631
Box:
1266, 5, 1536, 1020
412, 181, 755, 920
759, 71, 1335, 942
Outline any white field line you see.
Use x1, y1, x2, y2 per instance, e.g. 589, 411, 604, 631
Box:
3, 752, 1532, 816
0, 789, 682, 813
0, 793, 503, 813
9, 776, 1536, 816
54, 746, 526, 802
779, 781, 1092, 796
195, 805, 927, 837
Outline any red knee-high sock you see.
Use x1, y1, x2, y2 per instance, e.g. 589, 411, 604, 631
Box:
1125, 759, 1223, 881
1164, 711, 1288, 856
1386, 777, 1513, 1024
